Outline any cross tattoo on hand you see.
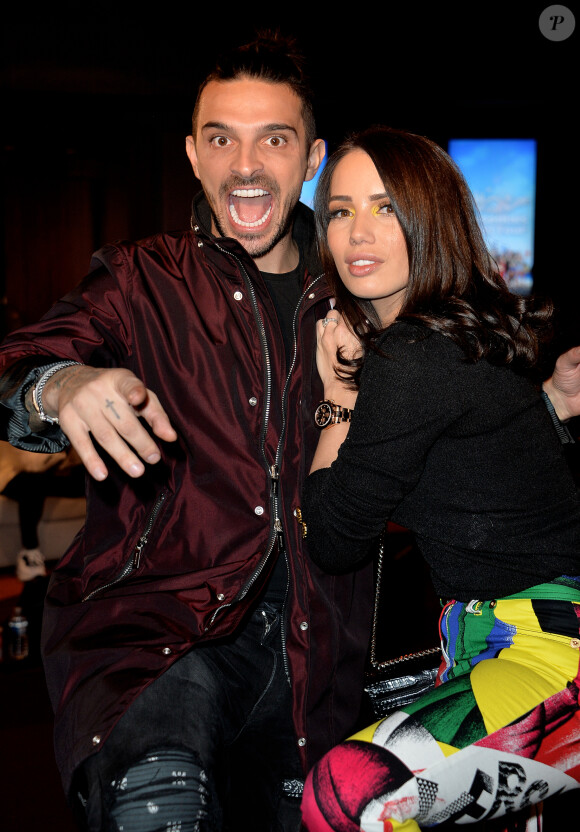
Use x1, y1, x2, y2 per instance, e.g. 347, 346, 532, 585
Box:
105, 399, 121, 419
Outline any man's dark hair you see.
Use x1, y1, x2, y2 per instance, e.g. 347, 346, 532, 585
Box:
192, 31, 317, 149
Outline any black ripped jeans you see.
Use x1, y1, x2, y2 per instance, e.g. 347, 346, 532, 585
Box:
75, 603, 304, 832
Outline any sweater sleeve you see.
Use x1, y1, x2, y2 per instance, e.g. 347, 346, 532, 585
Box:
302, 324, 460, 572
541, 390, 575, 444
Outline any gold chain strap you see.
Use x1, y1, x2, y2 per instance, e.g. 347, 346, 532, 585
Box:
369, 533, 441, 671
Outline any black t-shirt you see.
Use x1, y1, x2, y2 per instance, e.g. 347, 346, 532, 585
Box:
259, 258, 303, 606
261, 262, 303, 371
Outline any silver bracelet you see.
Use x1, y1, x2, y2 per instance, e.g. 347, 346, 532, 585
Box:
31, 361, 82, 426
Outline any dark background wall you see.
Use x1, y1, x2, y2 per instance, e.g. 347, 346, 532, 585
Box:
2, 2, 578, 353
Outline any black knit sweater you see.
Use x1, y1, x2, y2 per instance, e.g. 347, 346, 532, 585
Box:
303, 321, 580, 601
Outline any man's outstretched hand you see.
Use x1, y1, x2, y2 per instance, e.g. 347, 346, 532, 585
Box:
30, 365, 178, 481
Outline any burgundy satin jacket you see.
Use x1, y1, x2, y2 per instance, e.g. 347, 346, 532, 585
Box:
0, 196, 374, 795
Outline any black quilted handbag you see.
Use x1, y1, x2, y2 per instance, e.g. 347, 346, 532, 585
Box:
364, 531, 441, 719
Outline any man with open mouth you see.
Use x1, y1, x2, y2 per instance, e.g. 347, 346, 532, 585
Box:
0, 30, 353, 832
186, 72, 324, 273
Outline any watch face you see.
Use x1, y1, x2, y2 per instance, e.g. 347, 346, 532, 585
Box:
315, 402, 333, 428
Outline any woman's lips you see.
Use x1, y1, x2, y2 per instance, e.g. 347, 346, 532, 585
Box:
345, 254, 383, 276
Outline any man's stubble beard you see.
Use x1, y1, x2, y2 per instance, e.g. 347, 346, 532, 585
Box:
207, 183, 304, 261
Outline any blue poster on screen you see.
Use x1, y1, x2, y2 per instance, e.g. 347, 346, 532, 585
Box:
448, 139, 537, 296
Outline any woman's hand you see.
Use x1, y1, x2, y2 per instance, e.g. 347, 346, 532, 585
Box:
543, 345, 580, 422
316, 310, 362, 402
310, 311, 361, 473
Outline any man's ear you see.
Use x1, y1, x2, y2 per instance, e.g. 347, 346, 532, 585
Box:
304, 138, 326, 182
185, 135, 201, 180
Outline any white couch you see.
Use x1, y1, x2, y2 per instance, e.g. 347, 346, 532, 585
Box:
0, 493, 86, 568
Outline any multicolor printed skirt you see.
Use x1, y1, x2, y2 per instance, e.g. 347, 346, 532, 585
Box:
302, 578, 580, 831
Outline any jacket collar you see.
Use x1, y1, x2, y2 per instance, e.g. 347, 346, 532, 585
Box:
190, 191, 323, 281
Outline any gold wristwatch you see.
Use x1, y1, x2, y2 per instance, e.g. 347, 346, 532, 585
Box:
314, 400, 354, 429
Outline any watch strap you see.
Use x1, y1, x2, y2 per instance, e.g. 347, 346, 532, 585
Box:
315, 400, 354, 428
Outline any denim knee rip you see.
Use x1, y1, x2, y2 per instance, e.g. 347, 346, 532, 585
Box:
109, 748, 211, 832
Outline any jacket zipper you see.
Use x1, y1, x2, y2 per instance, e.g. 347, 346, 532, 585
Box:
82, 490, 168, 602
205, 245, 278, 630
206, 248, 324, 670
275, 273, 325, 681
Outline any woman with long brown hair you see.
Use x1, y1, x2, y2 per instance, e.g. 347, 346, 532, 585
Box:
300, 126, 580, 831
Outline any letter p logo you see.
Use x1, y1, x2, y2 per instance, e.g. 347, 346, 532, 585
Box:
539, 5, 576, 40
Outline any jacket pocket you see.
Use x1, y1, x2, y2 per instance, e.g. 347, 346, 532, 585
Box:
82, 489, 168, 602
